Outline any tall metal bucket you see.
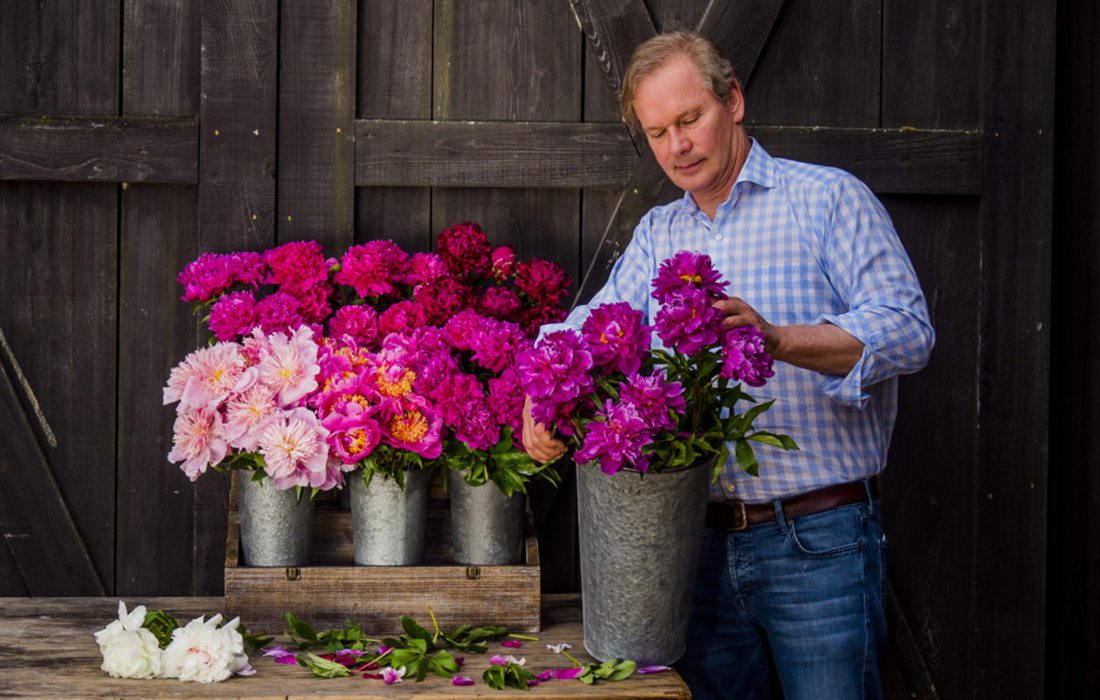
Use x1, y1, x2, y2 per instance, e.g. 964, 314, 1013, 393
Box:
238, 474, 314, 567
349, 468, 429, 565
576, 459, 712, 665
448, 470, 525, 565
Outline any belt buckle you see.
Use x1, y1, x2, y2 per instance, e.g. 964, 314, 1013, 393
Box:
729, 500, 748, 532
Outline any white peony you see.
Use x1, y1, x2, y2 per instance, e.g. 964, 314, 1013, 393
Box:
162, 613, 252, 683
94, 601, 163, 679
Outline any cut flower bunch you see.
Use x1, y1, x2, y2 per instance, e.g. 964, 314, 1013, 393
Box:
520, 251, 797, 478
164, 223, 568, 495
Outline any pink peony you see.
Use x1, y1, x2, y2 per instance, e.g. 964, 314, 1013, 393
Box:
379, 397, 443, 459
478, 286, 522, 321
575, 399, 654, 474
654, 287, 724, 355
256, 326, 321, 406
257, 407, 331, 489
580, 302, 651, 375
377, 300, 429, 338
405, 252, 448, 285
651, 250, 727, 304
328, 305, 379, 346
164, 342, 248, 412
222, 383, 280, 451
289, 282, 334, 324
209, 291, 258, 341
413, 275, 472, 326
321, 404, 382, 464
177, 252, 235, 302
263, 240, 331, 293
335, 240, 410, 298
168, 407, 228, 481
468, 319, 530, 374
255, 291, 306, 335
491, 245, 516, 281
228, 251, 267, 287
720, 325, 775, 388
488, 368, 526, 439
514, 259, 571, 305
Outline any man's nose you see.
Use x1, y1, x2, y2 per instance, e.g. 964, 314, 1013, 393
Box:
669, 128, 690, 155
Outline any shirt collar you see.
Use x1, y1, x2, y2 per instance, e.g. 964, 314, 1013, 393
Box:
676, 138, 779, 214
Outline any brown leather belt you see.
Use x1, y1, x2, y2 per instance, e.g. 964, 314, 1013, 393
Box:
706, 479, 876, 532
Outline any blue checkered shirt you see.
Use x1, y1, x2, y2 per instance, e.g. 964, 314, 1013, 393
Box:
544, 140, 934, 503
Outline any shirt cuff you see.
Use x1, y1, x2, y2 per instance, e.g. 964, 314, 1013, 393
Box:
812, 313, 879, 408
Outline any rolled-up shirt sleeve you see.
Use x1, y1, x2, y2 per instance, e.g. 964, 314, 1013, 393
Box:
814, 176, 935, 407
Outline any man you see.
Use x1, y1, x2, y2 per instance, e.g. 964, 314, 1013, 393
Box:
522, 31, 934, 699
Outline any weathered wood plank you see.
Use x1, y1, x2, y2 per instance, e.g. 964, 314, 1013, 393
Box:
355, 0, 433, 250
199, 0, 277, 251
972, 1, 1054, 698
568, 0, 655, 124
746, 0, 879, 128
0, 116, 198, 183
116, 0, 202, 598
0, 333, 104, 595
879, 195, 980, 700
0, 0, 118, 114
697, 0, 786, 87
356, 120, 635, 187
197, 0, 279, 595
278, 0, 356, 251
882, 0, 981, 130
0, 596, 690, 698
358, 121, 982, 195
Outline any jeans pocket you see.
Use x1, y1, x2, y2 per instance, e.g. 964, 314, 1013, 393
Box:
787, 506, 863, 558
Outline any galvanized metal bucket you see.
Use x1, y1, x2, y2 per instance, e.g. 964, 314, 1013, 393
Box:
349, 468, 429, 565
448, 470, 525, 565
576, 459, 713, 665
238, 474, 314, 567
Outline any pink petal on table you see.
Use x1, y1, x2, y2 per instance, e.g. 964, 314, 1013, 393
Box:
452, 675, 475, 686
637, 664, 672, 674
501, 639, 523, 648
553, 667, 585, 679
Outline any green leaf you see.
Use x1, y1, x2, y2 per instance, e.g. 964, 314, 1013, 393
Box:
299, 652, 350, 678
239, 624, 274, 651
734, 439, 760, 477
401, 616, 433, 644
141, 609, 180, 649
284, 611, 318, 645
740, 398, 776, 428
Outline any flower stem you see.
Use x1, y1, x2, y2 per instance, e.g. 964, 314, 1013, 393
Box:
562, 650, 584, 668
428, 605, 442, 638
508, 633, 539, 641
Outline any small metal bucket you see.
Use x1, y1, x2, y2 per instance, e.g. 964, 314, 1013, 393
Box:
238, 474, 314, 567
576, 459, 713, 665
448, 470, 525, 565
349, 468, 429, 565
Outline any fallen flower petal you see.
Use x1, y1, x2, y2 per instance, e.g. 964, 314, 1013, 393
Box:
527, 678, 541, 686
637, 664, 672, 674
381, 666, 405, 685
377, 645, 392, 655
362, 672, 382, 679
546, 642, 573, 654
452, 675, 475, 686
262, 646, 293, 657
501, 639, 523, 648
537, 669, 554, 682
554, 666, 585, 679
489, 654, 508, 666
273, 655, 298, 665
235, 663, 256, 677
454, 656, 465, 667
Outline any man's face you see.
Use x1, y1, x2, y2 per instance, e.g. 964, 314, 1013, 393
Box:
632, 54, 746, 213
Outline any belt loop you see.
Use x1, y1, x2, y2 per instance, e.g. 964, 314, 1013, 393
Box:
772, 499, 787, 533
863, 478, 876, 514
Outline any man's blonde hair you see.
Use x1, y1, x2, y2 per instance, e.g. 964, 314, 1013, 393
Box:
620, 31, 736, 132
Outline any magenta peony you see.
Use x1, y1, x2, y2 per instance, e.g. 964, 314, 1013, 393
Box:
335, 240, 410, 298
580, 302, 651, 375
720, 325, 775, 388
437, 221, 492, 279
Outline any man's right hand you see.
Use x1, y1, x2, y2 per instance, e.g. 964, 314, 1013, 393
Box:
522, 395, 566, 464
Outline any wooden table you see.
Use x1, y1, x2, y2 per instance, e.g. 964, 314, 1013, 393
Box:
0, 595, 690, 698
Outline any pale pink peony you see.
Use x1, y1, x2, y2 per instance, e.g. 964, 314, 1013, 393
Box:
256, 326, 321, 406
168, 408, 229, 481
164, 343, 248, 412
222, 383, 280, 451
257, 408, 331, 490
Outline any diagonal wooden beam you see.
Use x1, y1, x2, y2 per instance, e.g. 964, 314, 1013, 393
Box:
0, 329, 105, 595
567, 0, 656, 106
572, 1, 788, 306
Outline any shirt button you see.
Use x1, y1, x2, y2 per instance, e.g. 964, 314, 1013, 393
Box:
714, 234, 723, 241
726, 483, 735, 493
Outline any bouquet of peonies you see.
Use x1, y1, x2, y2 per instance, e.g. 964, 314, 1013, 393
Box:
165, 223, 568, 494
519, 251, 796, 478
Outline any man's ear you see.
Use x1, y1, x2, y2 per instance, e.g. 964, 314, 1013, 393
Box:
727, 78, 745, 123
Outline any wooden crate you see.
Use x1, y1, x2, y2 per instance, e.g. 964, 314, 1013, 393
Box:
224, 473, 540, 634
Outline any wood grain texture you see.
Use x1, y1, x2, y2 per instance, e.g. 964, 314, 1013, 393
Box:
0, 182, 118, 594
278, 0, 356, 251
973, 1, 1054, 698
116, 0, 203, 597
198, 0, 277, 251
745, 0, 879, 128
357, 121, 981, 194
0, 116, 198, 183
0, 352, 104, 595
355, 0, 433, 251
882, 0, 981, 130
356, 120, 636, 188
697, 0, 786, 86
0, 596, 689, 698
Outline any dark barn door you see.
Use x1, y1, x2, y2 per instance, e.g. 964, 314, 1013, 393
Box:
0, 2, 1052, 698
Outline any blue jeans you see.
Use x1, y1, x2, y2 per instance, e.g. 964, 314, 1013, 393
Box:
675, 490, 886, 700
